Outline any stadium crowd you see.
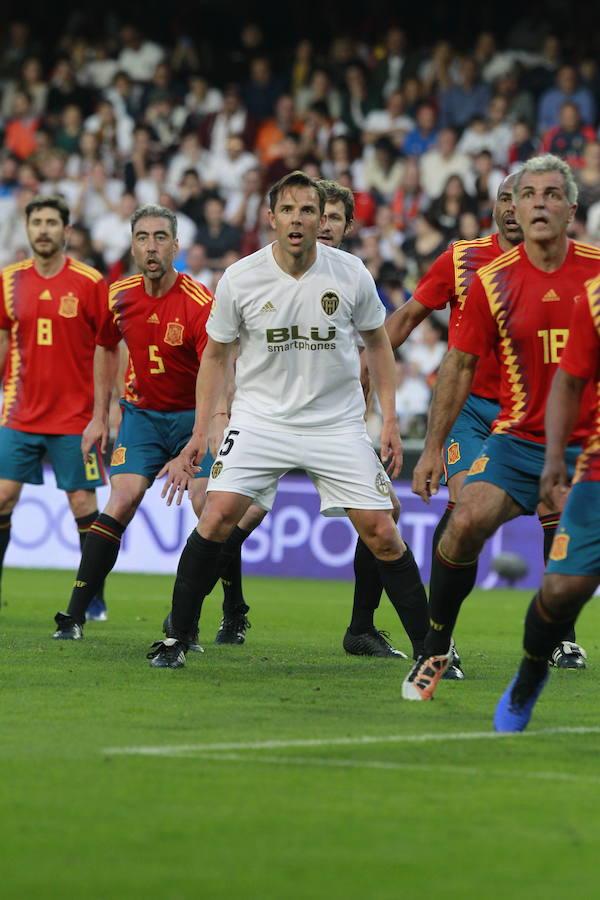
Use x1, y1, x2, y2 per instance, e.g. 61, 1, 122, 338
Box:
2, 17, 600, 433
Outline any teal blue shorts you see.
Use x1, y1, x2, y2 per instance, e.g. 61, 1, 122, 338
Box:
546, 481, 600, 576
110, 400, 213, 483
463, 433, 581, 515
443, 393, 500, 482
0, 426, 106, 490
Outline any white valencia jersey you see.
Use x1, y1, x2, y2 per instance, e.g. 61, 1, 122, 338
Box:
208, 242, 386, 433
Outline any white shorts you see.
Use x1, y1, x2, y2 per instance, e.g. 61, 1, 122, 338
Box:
207, 424, 393, 516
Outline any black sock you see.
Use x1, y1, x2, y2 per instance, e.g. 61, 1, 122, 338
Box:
523, 591, 575, 661
424, 546, 478, 656
218, 526, 250, 616
349, 537, 384, 634
76, 511, 106, 606
0, 513, 12, 599
539, 513, 559, 564
431, 501, 455, 564
171, 530, 223, 637
375, 545, 430, 657
67, 514, 125, 624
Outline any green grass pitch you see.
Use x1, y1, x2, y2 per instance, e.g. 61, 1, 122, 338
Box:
1, 568, 599, 898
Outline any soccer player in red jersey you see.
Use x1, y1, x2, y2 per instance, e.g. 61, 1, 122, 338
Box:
52, 203, 228, 641
495, 274, 600, 729
0, 196, 108, 617
403, 154, 600, 700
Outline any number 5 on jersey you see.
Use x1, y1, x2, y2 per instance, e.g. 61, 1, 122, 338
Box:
149, 344, 165, 374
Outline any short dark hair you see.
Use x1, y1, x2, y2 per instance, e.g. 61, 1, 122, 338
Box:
316, 179, 355, 224
268, 170, 326, 213
25, 195, 70, 226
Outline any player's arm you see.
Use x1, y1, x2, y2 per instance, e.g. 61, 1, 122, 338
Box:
360, 324, 403, 479
0, 329, 9, 381
540, 369, 587, 510
160, 337, 236, 506
412, 346, 479, 501
81, 342, 121, 461
385, 298, 431, 350
541, 296, 598, 509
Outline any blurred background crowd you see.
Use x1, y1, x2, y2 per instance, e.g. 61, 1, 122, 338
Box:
1, 4, 599, 437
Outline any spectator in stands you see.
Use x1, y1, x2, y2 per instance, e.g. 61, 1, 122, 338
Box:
363, 136, 405, 204
77, 159, 123, 227
38, 149, 82, 210
175, 169, 210, 227
419, 127, 471, 199
372, 26, 417, 101
84, 98, 134, 162
4, 90, 39, 160
205, 134, 258, 201
225, 166, 263, 234
157, 191, 196, 251
242, 56, 286, 120
362, 89, 414, 150
54, 104, 84, 155
264, 131, 309, 185
540, 101, 596, 166
537, 64, 596, 133
91, 191, 137, 267
493, 69, 536, 127
403, 103, 438, 157
46, 59, 93, 128
183, 242, 214, 282
66, 222, 105, 271
428, 174, 478, 238
438, 57, 491, 130
200, 84, 256, 158
391, 157, 426, 237
1, 56, 48, 119
340, 62, 375, 141
402, 211, 447, 283
295, 67, 342, 119
183, 74, 223, 128
404, 316, 447, 383
195, 194, 242, 265
254, 93, 302, 166
507, 119, 538, 166
574, 142, 600, 213
116, 26, 164, 83
166, 131, 210, 196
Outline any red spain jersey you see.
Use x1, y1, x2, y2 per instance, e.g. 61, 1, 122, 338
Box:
559, 278, 600, 482
413, 233, 503, 399
455, 241, 600, 444
0, 257, 108, 434
98, 272, 213, 411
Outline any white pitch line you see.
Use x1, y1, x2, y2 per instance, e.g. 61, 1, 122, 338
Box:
189, 752, 600, 785
103, 724, 600, 757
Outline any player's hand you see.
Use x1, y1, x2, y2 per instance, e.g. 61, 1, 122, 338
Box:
412, 445, 444, 504
380, 419, 403, 480
208, 412, 229, 458
158, 456, 193, 507
158, 433, 208, 506
540, 457, 570, 512
81, 416, 108, 462
359, 353, 370, 400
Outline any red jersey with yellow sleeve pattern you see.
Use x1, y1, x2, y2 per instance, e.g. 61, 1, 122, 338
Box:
412, 234, 503, 399
98, 272, 213, 411
0, 257, 108, 434
559, 278, 600, 482
454, 240, 600, 444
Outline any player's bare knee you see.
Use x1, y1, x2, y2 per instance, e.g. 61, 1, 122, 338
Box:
239, 504, 267, 532
0, 484, 22, 515
363, 518, 405, 559
66, 489, 97, 519
105, 486, 144, 525
542, 576, 590, 620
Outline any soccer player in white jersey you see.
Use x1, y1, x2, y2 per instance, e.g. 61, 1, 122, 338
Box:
148, 170, 430, 669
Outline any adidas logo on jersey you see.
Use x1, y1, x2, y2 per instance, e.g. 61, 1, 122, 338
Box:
39, 290, 52, 300
542, 289, 560, 302
260, 301, 276, 313
147, 313, 160, 323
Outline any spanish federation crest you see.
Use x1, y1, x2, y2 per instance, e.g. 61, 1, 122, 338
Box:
111, 446, 126, 466
59, 292, 79, 318
164, 321, 184, 346
549, 533, 569, 561
321, 290, 340, 316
